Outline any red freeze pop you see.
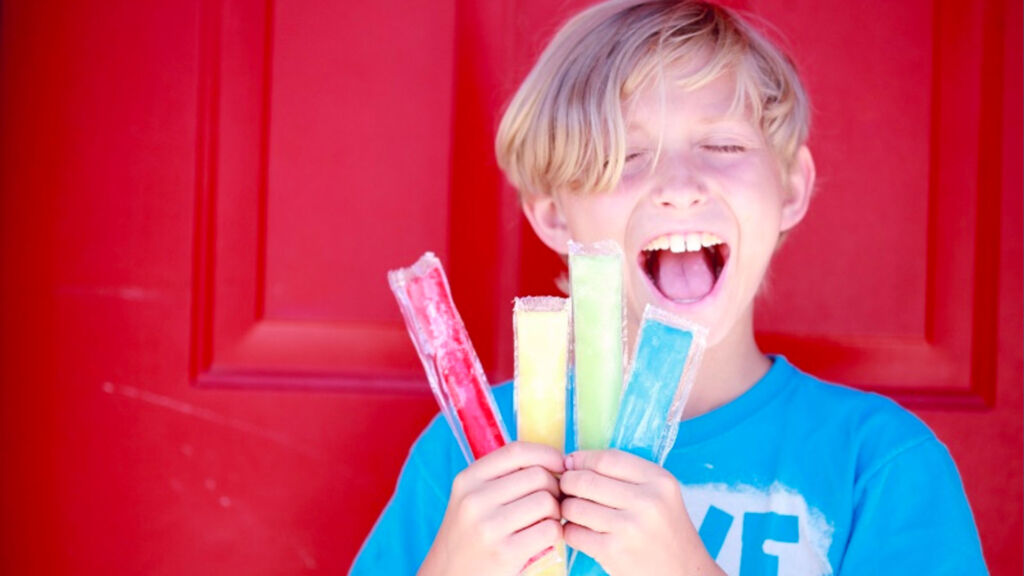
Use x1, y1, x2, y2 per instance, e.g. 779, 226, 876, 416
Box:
389, 253, 508, 461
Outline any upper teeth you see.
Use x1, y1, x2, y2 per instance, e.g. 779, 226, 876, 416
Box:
643, 233, 723, 253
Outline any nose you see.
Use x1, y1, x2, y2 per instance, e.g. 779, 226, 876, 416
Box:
650, 153, 708, 209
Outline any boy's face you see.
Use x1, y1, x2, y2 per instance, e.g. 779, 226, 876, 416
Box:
524, 67, 814, 346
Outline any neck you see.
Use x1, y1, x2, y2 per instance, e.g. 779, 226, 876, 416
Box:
681, 306, 770, 420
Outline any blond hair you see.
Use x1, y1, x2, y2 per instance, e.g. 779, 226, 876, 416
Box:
496, 0, 810, 197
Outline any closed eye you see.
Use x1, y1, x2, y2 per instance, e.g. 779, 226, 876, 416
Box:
703, 144, 746, 154
621, 150, 652, 177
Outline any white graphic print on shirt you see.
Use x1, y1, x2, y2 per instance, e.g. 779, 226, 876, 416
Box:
683, 482, 834, 576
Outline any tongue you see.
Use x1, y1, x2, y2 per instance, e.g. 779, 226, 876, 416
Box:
655, 250, 715, 302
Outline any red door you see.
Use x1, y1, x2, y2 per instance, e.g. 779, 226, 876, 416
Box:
1, 0, 1019, 574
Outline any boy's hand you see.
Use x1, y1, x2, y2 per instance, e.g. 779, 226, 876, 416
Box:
560, 450, 725, 576
418, 442, 565, 576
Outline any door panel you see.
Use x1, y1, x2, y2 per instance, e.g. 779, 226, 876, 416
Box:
194, 0, 457, 389
752, 0, 998, 407
263, 0, 454, 324
0, 0, 1019, 574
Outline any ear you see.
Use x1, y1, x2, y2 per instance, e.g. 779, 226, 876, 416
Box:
779, 146, 816, 232
521, 193, 573, 256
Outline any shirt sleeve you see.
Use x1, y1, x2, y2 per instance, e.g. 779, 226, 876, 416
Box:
838, 436, 988, 575
348, 416, 463, 576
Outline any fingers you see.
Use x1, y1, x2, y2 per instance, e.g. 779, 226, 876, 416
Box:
560, 449, 683, 526
480, 465, 561, 505
507, 518, 563, 560
498, 490, 561, 532
564, 450, 660, 483
560, 468, 632, 509
449, 444, 563, 544
563, 521, 607, 557
428, 443, 569, 575
456, 466, 560, 533
561, 496, 619, 533
465, 442, 566, 484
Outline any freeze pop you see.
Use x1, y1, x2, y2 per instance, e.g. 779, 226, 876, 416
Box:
514, 297, 570, 576
388, 252, 509, 462
569, 241, 625, 451
611, 305, 707, 465
514, 297, 569, 451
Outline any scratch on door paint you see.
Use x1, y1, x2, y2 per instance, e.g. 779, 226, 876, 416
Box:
102, 381, 322, 459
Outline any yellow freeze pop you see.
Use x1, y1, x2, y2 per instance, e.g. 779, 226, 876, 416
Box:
515, 297, 569, 450
514, 297, 569, 576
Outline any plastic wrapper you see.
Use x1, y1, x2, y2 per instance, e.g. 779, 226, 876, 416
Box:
568, 240, 625, 452
610, 305, 707, 465
514, 296, 570, 576
388, 252, 509, 462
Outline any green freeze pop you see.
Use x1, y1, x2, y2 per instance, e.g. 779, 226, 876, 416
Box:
569, 240, 625, 451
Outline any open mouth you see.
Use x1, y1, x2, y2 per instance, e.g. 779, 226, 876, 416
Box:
640, 232, 730, 303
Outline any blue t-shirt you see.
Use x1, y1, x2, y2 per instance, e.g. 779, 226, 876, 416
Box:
350, 356, 987, 575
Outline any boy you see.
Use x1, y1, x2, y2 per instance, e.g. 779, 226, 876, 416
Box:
351, 1, 987, 574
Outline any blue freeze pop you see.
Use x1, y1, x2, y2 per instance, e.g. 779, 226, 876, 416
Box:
610, 311, 695, 464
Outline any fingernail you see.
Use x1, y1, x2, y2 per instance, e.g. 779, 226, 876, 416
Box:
564, 454, 575, 471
